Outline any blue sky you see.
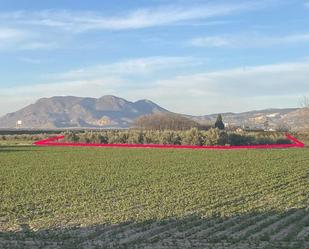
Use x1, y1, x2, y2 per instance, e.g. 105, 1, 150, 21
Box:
0, 0, 309, 116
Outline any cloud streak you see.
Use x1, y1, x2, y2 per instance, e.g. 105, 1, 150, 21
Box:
0, 1, 271, 32
190, 33, 309, 48
53, 56, 203, 80
0, 1, 282, 51
0, 27, 57, 51
120, 61, 309, 114
0, 56, 202, 115
1, 58, 308, 116
0, 28, 24, 41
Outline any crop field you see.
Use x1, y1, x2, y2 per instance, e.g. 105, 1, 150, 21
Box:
0, 145, 309, 248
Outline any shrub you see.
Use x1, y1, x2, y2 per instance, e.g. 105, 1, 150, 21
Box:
276, 138, 291, 144
115, 131, 129, 144
144, 131, 160, 144
79, 133, 91, 144
203, 128, 228, 146
99, 133, 109, 144
181, 128, 203, 146
255, 137, 274, 145
171, 132, 182, 145
107, 131, 122, 144
65, 132, 79, 142
63, 130, 290, 146
228, 133, 255, 146
159, 131, 181, 145
127, 132, 144, 144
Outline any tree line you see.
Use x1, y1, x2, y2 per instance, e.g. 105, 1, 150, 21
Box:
64, 129, 290, 146
134, 113, 223, 131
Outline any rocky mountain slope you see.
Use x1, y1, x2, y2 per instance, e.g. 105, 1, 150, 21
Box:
0, 96, 169, 129
194, 108, 303, 130
0, 95, 306, 130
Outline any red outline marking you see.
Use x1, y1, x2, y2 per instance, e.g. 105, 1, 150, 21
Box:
34, 133, 304, 150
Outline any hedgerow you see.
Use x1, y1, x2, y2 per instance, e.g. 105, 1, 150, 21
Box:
63, 129, 291, 146
0, 134, 50, 145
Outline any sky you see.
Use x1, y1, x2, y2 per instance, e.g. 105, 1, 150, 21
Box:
0, 0, 309, 116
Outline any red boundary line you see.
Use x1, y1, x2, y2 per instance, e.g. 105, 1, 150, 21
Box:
34, 133, 305, 150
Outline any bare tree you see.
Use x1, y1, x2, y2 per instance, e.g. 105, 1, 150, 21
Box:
299, 96, 309, 131
263, 119, 269, 131
134, 113, 200, 131
300, 96, 309, 108
276, 123, 290, 132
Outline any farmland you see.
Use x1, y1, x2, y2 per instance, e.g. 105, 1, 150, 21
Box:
0, 145, 309, 248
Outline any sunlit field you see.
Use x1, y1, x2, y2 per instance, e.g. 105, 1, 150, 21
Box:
0, 145, 309, 248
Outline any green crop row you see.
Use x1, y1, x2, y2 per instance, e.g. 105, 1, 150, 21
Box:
1, 146, 308, 230
0, 145, 308, 248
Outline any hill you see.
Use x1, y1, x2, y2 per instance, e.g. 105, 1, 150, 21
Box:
194, 108, 303, 130
0, 96, 169, 129
0, 95, 306, 130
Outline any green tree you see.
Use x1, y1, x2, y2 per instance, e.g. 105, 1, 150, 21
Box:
134, 113, 200, 131
181, 128, 203, 146
215, 114, 225, 130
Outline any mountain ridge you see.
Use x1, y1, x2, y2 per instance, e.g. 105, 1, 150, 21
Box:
0, 95, 169, 129
0, 95, 305, 130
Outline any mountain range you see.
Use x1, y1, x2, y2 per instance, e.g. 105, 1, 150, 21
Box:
0, 96, 168, 129
0, 95, 306, 130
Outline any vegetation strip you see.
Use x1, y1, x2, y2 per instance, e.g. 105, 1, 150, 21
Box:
34, 133, 304, 150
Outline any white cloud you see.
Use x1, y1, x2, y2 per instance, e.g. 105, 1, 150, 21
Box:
53, 56, 203, 80
154, 61, 309, 97
0, 27, 57, 51
0, 78, 122, 116
19, 41, 58, 50
0, 28, 25, 41
0, 96, 36, 117
0, 1, 270, 32
136, 61, 309, 114
18, 57, 42, 64
1, 79, 121, 97
0, 28, 27, 49
0, 56, 200, 115
0, 1, 279, 51
190, 33, 309, 48
1, 59, 309, 116
191, 36, 234, 47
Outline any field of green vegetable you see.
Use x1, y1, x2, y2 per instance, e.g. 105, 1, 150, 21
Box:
0, 145, 309, 248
